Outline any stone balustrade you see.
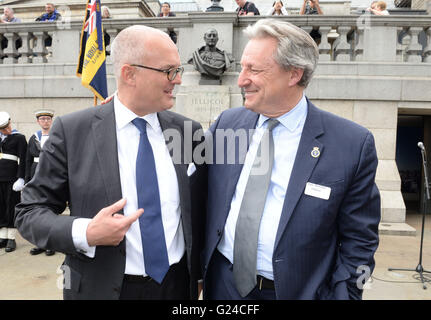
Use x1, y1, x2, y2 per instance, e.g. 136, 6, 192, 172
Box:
0, 14, 430, 65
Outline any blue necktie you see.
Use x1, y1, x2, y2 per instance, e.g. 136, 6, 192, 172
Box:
132, 118, 169, 284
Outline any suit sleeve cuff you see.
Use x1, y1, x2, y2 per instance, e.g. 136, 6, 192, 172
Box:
71, 218, 96, 258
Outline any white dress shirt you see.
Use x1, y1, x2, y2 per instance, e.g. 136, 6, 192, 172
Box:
72, 95, 184, 276
40, 135, 49, 148
217, 94, 308, 280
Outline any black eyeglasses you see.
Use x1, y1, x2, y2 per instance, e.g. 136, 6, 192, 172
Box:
130, 64, 184, 81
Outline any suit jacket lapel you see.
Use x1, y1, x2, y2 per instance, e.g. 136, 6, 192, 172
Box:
274, 101, 325, 250
157, 111, 189, 213
158, 111, 193, 258
91, 101, 123, 207
158, 111, 189, 206
157, 110, 185, 172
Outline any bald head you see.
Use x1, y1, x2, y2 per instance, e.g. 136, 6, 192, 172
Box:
111, 25, 172, 80
111, 25, 182, 116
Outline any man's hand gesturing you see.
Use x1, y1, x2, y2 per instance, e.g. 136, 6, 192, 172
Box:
86, 198, 144, 247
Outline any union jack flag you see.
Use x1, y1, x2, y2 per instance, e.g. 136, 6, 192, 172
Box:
76, 0, 107, 101
83, 1, 97, 34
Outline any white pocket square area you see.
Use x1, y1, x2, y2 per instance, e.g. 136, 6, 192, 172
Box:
304, 182, 331, 200
187, 163, 197, 176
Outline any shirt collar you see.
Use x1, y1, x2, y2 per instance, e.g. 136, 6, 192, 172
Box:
257, 94, 308, 132
114, 94, 160, 133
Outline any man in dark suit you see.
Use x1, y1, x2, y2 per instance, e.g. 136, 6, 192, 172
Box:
15, 25, 205, 300
201, 19, 380, 300
157, 2, 177, 44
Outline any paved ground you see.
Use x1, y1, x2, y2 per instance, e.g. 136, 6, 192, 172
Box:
1, 214, 431, 300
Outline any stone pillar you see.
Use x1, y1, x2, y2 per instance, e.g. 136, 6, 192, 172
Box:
18, 32, 32, 64
175, 85, 229, 130
51, 29, 81, 63
424, 27, 431, 63
318, 27, 332, 62
2, 32, 19, 64
334, 26, 352, 61
406, 27, 424, 63
353, 101, 406, 223
32, 31, 48, 63
363, 26, 397, 62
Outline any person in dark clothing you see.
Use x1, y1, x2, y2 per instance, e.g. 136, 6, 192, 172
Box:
35, 3, 62, 47
0, 112, 27, 253
235, 0, 260, 16
300, 0, 323, 43
35, 3, 62, 22
157, 2, 177, 44
25, 110, 55, 256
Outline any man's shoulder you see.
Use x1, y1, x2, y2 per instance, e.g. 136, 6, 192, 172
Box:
217, 106, 257, 127
161, 110, 202, 128
57, 105, 108, 129
8, 131, 27, 142
310, 102, 371, 138
14, 132, 27, 140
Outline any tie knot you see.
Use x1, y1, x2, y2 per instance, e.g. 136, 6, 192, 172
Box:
132, 118, 148, 134
266, 118, 279, 132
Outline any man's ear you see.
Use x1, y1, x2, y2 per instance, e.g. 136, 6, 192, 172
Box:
120, 64, 136, 86
288, 67, 304, 87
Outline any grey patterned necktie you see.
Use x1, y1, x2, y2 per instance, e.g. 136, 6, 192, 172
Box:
233, 118, 279, 297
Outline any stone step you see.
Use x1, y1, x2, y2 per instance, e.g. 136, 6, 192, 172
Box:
379, 222, 416, 236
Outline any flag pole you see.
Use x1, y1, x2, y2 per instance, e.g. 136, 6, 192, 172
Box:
94, 95, 98, 106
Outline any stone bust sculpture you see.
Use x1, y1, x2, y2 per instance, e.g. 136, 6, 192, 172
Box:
188, 28, 234, 84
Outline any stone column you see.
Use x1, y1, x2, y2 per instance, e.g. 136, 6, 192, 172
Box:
32, 31, 48, 63
363, 26, 397, 62
334, 26, 352, 61
2, 32, 18, 64
18, 32, 32, 64
318, 27, 332, 62
406, 27, 424, 63
51, 29, 81, 63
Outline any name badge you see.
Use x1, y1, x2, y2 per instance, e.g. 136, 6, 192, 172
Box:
304, 182, 331, 200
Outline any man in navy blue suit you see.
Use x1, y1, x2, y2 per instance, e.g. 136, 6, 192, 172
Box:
201, 19, 380, 300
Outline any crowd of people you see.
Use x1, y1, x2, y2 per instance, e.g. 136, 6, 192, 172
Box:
0, 0, 391, 56
0, 109, 54, 255
0, 3, 61, 56
0, 0, 392, 25
0, 0, 392, 56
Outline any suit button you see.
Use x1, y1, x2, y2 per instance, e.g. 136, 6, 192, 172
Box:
119, 248, 125, 256
217, 229, 222, 237
113, 287, 120, 293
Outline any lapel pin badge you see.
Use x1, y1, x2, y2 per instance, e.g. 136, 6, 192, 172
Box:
311, 147, 320, 158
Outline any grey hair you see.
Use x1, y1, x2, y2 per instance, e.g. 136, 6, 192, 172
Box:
111, 25, 169, 79
4, 7, 14, 14
243, 18, 319, 87
101, 6, 111, 18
